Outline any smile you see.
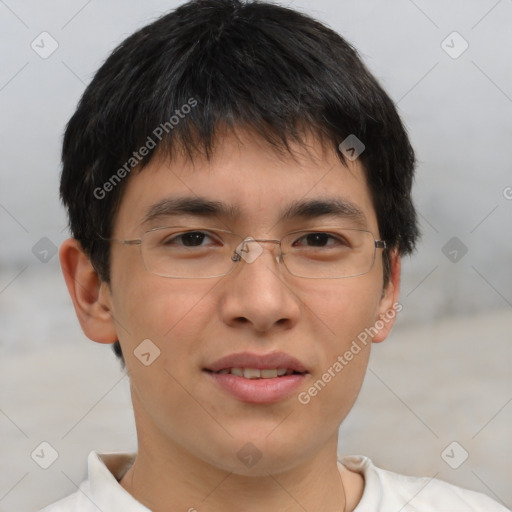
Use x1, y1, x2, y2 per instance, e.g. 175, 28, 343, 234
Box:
211, 368, 303, 379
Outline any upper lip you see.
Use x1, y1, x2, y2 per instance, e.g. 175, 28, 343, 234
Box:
205, 351, 308, 373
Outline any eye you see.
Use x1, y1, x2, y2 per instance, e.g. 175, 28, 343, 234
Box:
292, 232, 349, 248
162, 230, 220, 247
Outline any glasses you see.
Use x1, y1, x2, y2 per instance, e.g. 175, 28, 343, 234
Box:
106, 226, 386, 279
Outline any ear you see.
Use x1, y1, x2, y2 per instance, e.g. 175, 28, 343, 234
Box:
59, 238, 118, 344
372, 250, 401, 343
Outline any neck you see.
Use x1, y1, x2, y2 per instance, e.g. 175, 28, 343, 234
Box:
119, 428, 362, 512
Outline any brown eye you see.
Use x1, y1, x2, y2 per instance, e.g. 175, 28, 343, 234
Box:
173, 231, 208, 246
293, 232, 347, 248
161, 230, 222, 248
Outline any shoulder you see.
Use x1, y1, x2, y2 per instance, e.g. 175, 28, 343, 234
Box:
36, 451, 139, 512
37, 488, 85, 511
340, 455, 510, 512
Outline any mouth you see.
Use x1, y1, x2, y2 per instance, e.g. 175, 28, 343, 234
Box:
203, 352, 308, 403
205, 367, 305, 379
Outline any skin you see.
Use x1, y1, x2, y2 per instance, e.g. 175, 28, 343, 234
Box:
60, 127, 401, 512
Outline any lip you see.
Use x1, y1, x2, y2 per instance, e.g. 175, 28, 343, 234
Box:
204, 351, 308, 404
205, 351, 308, 373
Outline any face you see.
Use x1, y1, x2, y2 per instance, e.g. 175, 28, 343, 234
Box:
100, 128, 399, 475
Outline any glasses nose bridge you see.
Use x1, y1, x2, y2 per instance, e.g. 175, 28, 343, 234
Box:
255, 238, 283, 260
252, 237, 281, 245
233, 236, 283, 265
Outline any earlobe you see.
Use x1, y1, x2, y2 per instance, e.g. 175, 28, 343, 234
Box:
59, 238, 118, 344
372, 250, 401, 343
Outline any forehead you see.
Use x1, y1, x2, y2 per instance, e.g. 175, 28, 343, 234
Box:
113, 129, 379, 236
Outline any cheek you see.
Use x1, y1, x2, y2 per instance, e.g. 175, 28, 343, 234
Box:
114, 272, 215, 361
299, 276, 382, 400
300, 275, 383, 347
295, 281, 379, 428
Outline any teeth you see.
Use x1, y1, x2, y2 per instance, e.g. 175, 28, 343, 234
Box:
217, 368, 293, 379
243, 368, 261, 379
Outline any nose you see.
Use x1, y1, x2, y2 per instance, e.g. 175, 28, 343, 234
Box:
219, 239, 301, 333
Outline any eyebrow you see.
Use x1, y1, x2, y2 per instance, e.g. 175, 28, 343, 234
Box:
141, 196, 368, 227
280, 198, 367, 226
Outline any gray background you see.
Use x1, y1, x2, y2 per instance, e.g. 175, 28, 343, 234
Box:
0, 1, 511, 511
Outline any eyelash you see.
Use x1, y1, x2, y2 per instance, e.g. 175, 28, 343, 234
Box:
163, 230, 347, 248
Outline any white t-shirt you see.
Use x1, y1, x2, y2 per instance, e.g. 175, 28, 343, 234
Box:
38, 451, 510, 511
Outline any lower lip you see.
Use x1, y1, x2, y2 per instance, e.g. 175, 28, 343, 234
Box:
205, 371, 306, 404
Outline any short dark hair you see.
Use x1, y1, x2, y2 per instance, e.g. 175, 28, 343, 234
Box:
60, 0, 419, 365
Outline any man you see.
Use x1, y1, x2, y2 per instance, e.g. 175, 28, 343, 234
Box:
42, 0, 509, 510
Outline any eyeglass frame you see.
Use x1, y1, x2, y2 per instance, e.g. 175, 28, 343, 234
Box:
102, 225, 387, 279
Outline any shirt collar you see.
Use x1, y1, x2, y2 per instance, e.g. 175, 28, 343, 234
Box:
88, 450, 375, 511
88, 451, 151, 511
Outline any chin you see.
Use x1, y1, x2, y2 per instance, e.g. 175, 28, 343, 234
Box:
193, 429, 316, 477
